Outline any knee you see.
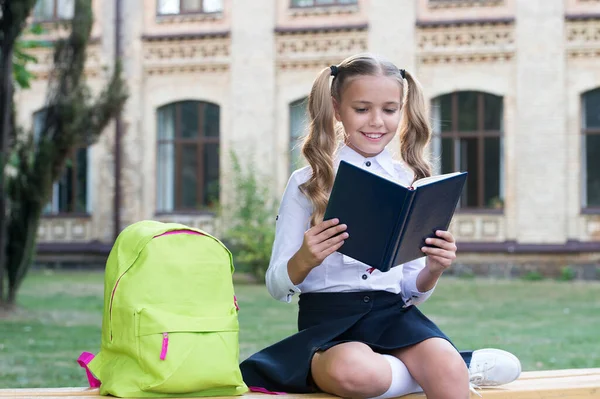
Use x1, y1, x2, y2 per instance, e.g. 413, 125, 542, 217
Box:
321, 345, 389, 397
432, 352, 470, 393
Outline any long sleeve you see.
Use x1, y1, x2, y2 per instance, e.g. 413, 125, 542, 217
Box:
400, 257, 436, 307
265, 171, 312, 303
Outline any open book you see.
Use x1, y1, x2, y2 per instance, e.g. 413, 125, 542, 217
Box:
323, 161, 467, 272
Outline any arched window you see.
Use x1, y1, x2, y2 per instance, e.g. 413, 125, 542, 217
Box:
156, 101, 220, 212
582, 88, 600, 209
431, 91, 504, 210
33, 109, 89, 215
289, 97, 308, 173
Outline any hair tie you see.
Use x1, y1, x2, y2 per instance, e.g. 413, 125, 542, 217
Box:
399, 69, 406, 79
330, 65, 339, 77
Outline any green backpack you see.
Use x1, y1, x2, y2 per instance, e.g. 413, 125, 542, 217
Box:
78, 220, 248, 397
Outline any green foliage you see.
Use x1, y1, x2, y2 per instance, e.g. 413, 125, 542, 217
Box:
223, 152, 277, 282
13, 24, 50, 89
521, 270, 544, 281
557, 266, 577, 282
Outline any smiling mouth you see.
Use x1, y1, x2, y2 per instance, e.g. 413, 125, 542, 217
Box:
361, 132, 385, 140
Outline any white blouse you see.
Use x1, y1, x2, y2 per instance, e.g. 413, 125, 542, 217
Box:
265, 145, 435, 306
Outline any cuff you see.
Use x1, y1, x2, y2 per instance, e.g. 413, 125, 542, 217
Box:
272, 261, 301, 303
401, 274, 436, 307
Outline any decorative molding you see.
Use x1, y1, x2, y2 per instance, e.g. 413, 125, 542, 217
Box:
143, 34, 230, 75
458, 240, 600, 253
38, 217, 92, 243
287, 4, 360, 17
146, 64, 229, 76
452, 214, 505, 241
276, 27, 368, 71
416, 17, 514, 27
155, 12, 224, 24
417, 20, 515, 64
142, 31, 229, 41
566, 19, 600, 58
29, 42, 103, 79
427, 0, 504, 9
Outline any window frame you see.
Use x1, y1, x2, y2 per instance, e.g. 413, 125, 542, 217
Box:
432, 91, 504, 213
289, 0, 358, 8
156, 0, 223, 16
32, 0, 74, 22
581, 88, 600, 214
156, 101, 220, 214
33, 109, 90, 216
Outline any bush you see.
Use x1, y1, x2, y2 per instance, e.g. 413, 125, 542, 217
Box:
521, 270, 544, 281
557, 266, 577, 282
222, 152, 277, 282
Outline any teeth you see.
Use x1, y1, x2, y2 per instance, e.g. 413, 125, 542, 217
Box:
364, 133, 383, 139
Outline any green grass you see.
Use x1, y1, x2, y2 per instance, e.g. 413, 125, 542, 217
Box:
1, 270, 599, 388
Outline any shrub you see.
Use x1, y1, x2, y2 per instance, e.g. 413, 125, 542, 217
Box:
222, 152, 277, 282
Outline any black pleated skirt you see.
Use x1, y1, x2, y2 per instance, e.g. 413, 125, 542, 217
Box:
239, 290, 472, 393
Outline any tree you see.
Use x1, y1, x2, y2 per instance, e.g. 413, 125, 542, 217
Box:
0, 0, 128, 309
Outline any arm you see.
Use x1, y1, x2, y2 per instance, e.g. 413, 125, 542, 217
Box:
401, 230, 457, 306
266, 172, 349, 302
265, 173, 311, 302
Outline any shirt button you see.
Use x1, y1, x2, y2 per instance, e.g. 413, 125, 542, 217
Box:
361, 274, 368, 280
365, 161, 371, 167
363, 295, 370, 303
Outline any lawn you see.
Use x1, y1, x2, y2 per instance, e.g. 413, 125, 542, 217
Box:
0, 270, 599, 388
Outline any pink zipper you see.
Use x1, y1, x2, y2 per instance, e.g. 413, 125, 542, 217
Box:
160, 333, 169, 360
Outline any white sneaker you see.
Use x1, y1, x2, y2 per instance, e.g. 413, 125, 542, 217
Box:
468, 348, 522, 387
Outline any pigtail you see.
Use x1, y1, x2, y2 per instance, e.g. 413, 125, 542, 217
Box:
399, 70, 433, 182
299, 67, 338, 226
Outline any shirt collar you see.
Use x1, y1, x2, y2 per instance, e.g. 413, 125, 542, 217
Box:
335, 144, 397, 179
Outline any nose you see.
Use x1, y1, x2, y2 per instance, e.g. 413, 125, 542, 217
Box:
369, 110, 384, 127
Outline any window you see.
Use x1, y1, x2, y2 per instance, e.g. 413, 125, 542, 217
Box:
33, 0, 74, 21
289, 98, 308, 173
157, 0, 223, 15
156, 101, 220, 212
431, 91, 504, 210
33, 110, 89, 215
583, 88, 600, 209
291, 0, 357, 7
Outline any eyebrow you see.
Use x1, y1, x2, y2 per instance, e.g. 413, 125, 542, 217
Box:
352, 101, 400, 105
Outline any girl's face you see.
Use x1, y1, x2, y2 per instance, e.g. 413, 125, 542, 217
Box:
333, 74, 402, 158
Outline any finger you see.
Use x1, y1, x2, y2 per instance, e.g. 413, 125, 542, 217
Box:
309, 218, 340, 236
319, 239, 346, 259
434, 230, 455, 242
315, 231, 349, 254
315, 223, 347, 243
424, 237, 457, 252
421, 246, 456, 260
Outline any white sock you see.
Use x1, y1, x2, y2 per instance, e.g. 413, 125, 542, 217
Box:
370, 354, 423, 399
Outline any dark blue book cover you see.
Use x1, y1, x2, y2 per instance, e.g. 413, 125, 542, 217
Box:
323, 161, 467, 272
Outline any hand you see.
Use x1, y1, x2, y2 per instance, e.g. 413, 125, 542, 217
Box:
421, 230, 457, 275
294, 218, 348, 272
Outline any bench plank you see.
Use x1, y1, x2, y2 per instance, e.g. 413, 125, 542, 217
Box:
2, 369, 599, 399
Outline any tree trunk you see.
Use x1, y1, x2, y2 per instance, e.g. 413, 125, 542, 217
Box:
0, 39, 15, 307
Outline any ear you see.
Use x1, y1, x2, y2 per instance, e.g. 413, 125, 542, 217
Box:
332, 97, 342, 122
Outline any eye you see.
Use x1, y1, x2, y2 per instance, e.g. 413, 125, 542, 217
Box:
354, 108, 368, 113
384, 109, 398, 114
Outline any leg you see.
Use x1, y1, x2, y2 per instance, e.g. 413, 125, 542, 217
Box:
310, 342, 420, 399
393, 338, 470, 399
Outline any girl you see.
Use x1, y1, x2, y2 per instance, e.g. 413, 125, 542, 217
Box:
240, 53, 521, 399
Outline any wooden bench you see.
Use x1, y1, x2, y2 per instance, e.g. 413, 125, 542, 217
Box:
2, 369, 599, 399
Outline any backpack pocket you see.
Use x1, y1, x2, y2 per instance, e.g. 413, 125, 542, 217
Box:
135, 307, 244, 395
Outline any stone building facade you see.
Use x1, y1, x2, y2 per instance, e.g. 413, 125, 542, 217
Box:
17, 0, 600, 273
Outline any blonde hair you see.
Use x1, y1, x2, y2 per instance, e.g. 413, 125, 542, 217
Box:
300, 53, 432, 226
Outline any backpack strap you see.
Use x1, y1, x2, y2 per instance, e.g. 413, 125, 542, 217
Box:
77, 352, 101, 388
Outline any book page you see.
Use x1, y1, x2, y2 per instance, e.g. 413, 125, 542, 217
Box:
412, 172, 464, 188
